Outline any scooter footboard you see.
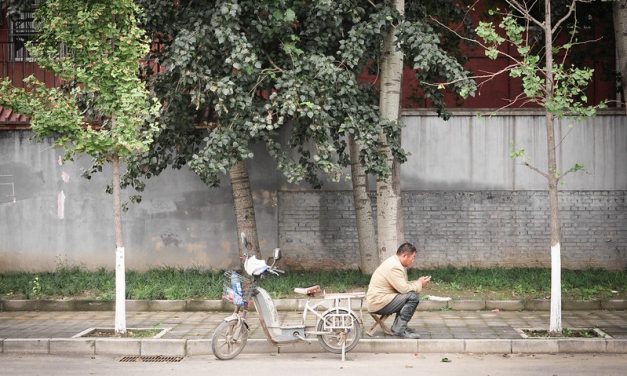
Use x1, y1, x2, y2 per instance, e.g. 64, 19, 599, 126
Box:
253, 287, 307, 343
267, 325, 307, 343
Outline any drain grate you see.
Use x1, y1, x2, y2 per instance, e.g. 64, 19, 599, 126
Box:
119, 356, 183, 363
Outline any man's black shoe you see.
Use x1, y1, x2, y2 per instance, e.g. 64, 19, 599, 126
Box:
394, 329, 420, 339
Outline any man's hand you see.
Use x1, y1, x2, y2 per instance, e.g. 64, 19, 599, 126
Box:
418, 275, 431, 288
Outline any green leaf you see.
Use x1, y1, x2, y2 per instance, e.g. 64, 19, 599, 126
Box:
485, 47, 499, 60
284, 9, 296, 23
566, 163, 585, 175
509, 147, 525, 159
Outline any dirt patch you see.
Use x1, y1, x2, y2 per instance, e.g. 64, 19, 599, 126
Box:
74, 327, 167, 338
520, 328, 610, 338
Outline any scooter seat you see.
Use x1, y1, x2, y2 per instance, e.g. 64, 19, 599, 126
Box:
293, 285, 321, 296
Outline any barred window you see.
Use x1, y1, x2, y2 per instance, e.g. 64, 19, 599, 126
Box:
8, 0, 68, 62
8, 1, 38, 61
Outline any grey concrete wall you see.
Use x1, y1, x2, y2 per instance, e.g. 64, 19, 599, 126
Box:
401, 110, 627, 190
1, 110, 625, 271
0, 131, 279, 272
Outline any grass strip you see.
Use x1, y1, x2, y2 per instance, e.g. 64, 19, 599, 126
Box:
0, 266, 624, 301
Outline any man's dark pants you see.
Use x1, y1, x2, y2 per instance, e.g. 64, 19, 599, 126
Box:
374, 291, 420, 334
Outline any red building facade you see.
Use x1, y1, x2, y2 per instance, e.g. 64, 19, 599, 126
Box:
0, 1, 619, 127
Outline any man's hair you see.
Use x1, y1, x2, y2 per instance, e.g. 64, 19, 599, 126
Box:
396, 242, 417, 255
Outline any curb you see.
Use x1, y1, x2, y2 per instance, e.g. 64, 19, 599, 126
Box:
1, 338, 625, 356
1, 299, 625, 312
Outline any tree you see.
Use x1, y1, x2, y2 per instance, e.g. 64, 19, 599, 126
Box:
126, 1, 476, 274
127, 1, 400, 266
376, 0, 405, 261
0, 0, 159, 335
339, 1, 476, 270
348, 136, 379, 273
467, 0, 607, 334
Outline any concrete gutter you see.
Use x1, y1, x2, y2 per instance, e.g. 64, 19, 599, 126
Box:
1, 299, 626, 312
1, 337, 626, 356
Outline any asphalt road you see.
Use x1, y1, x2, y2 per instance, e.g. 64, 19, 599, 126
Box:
1, 353, 626, 376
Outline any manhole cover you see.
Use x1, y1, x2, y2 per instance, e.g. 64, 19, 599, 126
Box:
119, 356, 183, 363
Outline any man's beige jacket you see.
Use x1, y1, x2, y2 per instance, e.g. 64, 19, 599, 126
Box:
366, 255, 422, 313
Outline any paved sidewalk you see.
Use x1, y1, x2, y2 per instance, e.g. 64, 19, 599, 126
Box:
1, 309, 626, 356
1, 310, 626, 340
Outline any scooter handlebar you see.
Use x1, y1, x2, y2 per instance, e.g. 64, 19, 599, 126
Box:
267, 267, 285, 276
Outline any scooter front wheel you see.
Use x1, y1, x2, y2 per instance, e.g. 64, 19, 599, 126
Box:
212, 319, 249, 360
316, 308, 361, 354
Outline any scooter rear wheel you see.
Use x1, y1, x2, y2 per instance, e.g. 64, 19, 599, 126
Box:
316, 308, 361, 354
212, 319, 249, 360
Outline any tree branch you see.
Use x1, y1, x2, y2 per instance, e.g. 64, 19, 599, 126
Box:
505, 0, 545, 30
422, 63, 518, 88
430, 16, 523, 64
554, 123, 575, 151
266, 55, 284, 72
559, 6, 578, 66
557, 165, 587, 182
552, 0, 575, 34
557, 35, 603, 68
522, 161, 549, 179
495, 91, 540, 112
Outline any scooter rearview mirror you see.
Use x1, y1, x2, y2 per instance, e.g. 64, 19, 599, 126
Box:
273, 248, 281, 261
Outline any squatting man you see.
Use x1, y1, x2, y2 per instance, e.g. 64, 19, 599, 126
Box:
366, 242, 431, 339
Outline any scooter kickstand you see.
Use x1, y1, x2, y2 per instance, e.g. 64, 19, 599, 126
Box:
341, 338, 346, 361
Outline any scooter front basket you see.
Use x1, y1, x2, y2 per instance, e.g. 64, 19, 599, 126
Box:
222, 270, 252, 307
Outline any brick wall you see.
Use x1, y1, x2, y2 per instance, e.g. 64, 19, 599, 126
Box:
278, 191, 627, 270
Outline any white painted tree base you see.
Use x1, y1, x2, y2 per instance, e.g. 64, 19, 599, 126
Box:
549, 242, 562, 334
115, 247, 126, 334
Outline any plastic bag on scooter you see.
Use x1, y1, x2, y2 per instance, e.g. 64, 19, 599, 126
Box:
223, 271, 248, 307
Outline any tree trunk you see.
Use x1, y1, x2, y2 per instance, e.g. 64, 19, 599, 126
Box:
377, 0, 404, 261
546, 113, 562, 335
544, 0, 562, 335
613, 0, 627, 114
348, 135, 379, 274
229, 160, 261, 266
111, 155, 126, 335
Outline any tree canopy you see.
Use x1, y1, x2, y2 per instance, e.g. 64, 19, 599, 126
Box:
126, 0, 475, 191
0, 0, 159, 163
1, 0, 161, 336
